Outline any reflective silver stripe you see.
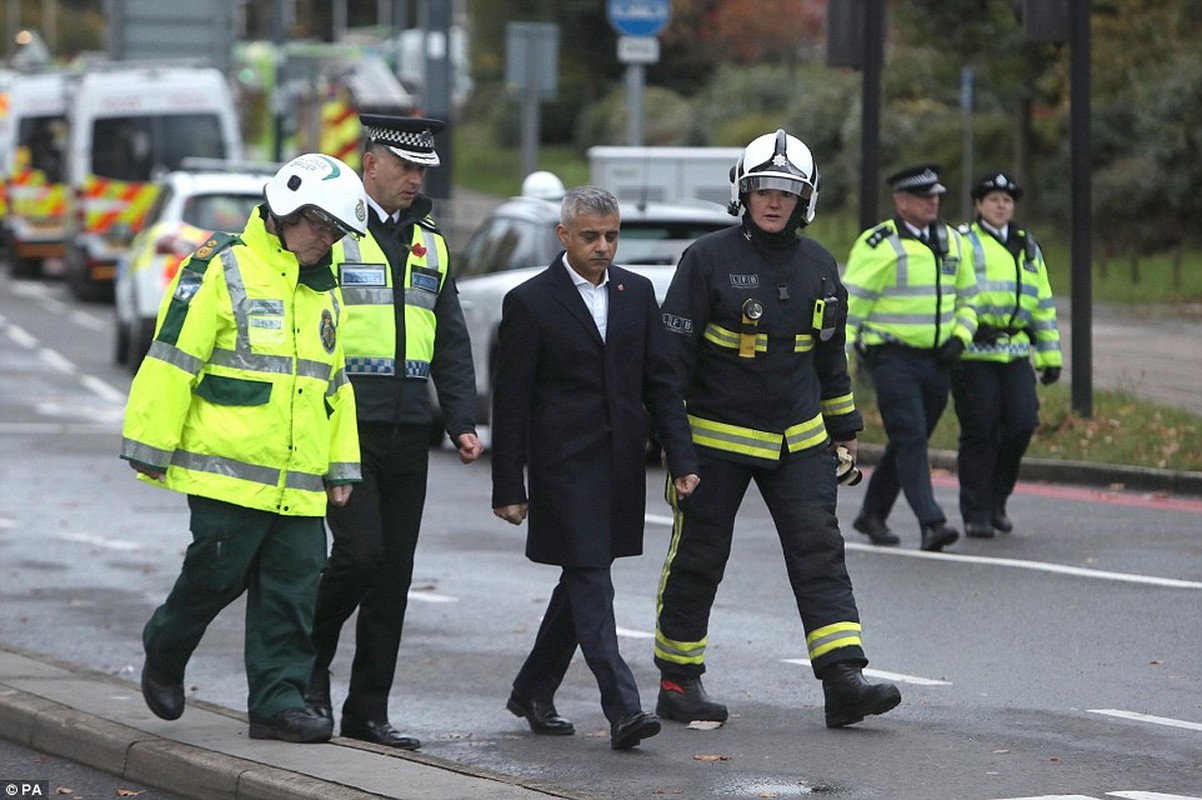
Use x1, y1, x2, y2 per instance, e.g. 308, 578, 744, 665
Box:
845, 283, 880, 302
147, 340, 205, 375
406, 288, 437, 311
888, 235, 909, 285
342, 286, 394, 305
879, 283, 934, 297
419, 228, 441, 271
296, 358, 330, 381
343, 237, 362, 261
327, 461, 362, 482
122, 438, 172, 467
654, 638, 705, 660
172, 449, 280, 487
219, 249, 252, 352
870, 311, 956, 325
284, 470, 326, 492
209, 348, 294, 375
328, 367, 350, 396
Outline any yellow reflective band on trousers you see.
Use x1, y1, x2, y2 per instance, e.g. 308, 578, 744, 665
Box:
688, 412, 827, 462
654, 480, 707, 667
806, 621, 863, 660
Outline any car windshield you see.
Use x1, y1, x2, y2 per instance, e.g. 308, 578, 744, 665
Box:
615, 220, 729, 265
182, 192, 261, 232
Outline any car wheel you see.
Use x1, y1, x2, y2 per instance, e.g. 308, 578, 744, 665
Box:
10, 257, 41, 279
127, 317, 155, 374
113, 310, 130, 365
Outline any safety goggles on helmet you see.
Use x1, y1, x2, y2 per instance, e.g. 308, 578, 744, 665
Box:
299, 206, 350, 241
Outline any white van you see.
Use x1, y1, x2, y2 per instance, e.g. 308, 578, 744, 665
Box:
1, 69, 71, 278
63, 63, 243, 300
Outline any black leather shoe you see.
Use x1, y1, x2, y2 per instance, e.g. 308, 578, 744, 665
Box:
248, 708, 333, 743
302, 667, 331, 715
656, 675, 728, 722
610, 711, 661, 750
340, 716, 421, 750
506, 692, 575, 735
853, 513, 900, 546
304, 668, 332, 720
991, 509, 1014, 533
965, 522, 995, 539
141, 661, 184, 721
821, 662, 901, 728
920, 523, 959, 552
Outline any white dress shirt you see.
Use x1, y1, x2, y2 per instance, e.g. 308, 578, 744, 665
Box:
562, 256, 609, 342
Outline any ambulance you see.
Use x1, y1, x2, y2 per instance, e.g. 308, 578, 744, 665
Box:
63, 62, 243, 300
1, 69, 71, 278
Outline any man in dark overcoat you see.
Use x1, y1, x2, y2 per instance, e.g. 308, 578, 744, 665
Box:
491, 185, 700, 750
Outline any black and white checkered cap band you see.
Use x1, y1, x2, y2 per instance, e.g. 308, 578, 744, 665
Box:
893, 168, 944, 193
365, 125, 440, 166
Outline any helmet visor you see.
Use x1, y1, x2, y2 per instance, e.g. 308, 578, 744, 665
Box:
300, 206, 355, 241
740, 174, 815, 203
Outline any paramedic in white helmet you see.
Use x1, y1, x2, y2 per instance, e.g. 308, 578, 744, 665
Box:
122, 153, 366, 744
652, 130, 901, 730
521, 170, 566, 200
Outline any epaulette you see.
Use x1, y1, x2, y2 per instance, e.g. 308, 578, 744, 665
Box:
172, 232, 240, 304
865, 224, 893, 249
417, 213, 441, 234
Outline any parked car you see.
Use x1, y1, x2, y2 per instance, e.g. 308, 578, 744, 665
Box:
113, 160, 276, 373
445, 192, 734, 429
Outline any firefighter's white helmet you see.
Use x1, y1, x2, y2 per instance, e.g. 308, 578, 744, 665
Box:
728, 129, 820, 225
264, 153, 368, 237
521, 170, 566, 200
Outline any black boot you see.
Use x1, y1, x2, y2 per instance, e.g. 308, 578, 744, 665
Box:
991, 506, 1013, 533
304, 668, 332, 720
920, 523, 959, 552
853, 513, 900, 546
656, 675, 728, 722
821, 662, 901, 728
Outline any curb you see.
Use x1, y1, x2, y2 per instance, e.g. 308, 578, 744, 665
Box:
855, 443, 1202, 499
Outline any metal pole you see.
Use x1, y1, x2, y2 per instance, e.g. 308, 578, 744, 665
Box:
1069, 0, 1092, 418
961, 66, 975, 221
272, 0, 285, 162
422, 0, 453, 204
626, 64, 644, 146
858, 0, 884, 232
520, 30, 539, 179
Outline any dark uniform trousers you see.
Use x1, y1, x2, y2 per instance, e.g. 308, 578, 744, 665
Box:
951, 358, 1039, 525
655, 446, 865, 679
310, 423, 429, 721
142, 495, 326, 722
861, 346, 951, 526
513, 566, 642, 724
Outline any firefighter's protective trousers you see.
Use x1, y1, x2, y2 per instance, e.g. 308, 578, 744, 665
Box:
655, 446, 865, 679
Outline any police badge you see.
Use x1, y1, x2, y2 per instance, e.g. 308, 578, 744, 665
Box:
320, 309, 337, 353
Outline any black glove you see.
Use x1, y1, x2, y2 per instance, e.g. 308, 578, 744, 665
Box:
936, 337, 964, 366
1040, 366, 1061, 385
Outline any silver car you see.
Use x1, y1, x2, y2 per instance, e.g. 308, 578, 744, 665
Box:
444, 194, 733, 428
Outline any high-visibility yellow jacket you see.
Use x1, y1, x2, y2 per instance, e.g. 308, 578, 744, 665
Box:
958, 220, 1063, 369
843, 219, 978, 351
120, 208, 361, 517
331, 221, 448, 381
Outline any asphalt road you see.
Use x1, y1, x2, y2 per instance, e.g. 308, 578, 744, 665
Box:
2, 273, 1202, 800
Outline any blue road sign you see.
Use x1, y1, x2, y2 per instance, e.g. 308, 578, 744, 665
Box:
607, 0, 671, 38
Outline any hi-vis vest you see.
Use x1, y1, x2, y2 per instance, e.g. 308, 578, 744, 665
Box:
959, 221, 1063, 369
843, 221, 978, 350
120, 218, 361, 518
333, 224, 449, 380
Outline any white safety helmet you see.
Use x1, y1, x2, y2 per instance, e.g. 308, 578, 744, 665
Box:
521, 170, 566, 201
727, 129, 820, 226
264, 153, 368, 237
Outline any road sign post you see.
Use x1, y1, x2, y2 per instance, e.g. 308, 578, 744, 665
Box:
607, 0, 670, 146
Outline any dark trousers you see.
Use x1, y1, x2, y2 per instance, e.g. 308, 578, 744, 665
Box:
952, 358, 1039, 524
861, 347, 951, 527
142, 495, 326, 722
310, 423, 429, 721
655, 447, 864, 680
513, 566, 642, 724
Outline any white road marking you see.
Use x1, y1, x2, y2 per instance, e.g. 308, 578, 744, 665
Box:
80, 374, 128, 404
69, 309, 107, 331
616, 626, 654, 639
0, 422, 118, 435
993, 796, 1100, 799
1089, 708, 1202, 732
407, 590, 458, 603
1108, 793, 1202, 799
57, 532, 144, 552
780, 658, 952, 686
5, 321, 37, 348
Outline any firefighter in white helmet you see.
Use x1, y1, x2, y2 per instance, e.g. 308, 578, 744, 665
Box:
653, 130, 901, 729
122, 153, 367, 744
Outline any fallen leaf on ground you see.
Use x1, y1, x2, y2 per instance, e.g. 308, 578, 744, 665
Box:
687, 720, 723, 730
693, 753, 731, 761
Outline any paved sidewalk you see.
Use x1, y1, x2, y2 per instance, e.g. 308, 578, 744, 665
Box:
0, 647, 585, 800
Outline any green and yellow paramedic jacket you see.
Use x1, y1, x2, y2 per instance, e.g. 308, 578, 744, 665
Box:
120, 206, 361, 518
659, 225, 862, 467
331, 198, 477, 436
958, 219, 1062, 369
843, 218, 978, 351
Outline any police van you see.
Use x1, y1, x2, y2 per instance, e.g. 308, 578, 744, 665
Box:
1, 68, 71, 278
63, 62, 243, 300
